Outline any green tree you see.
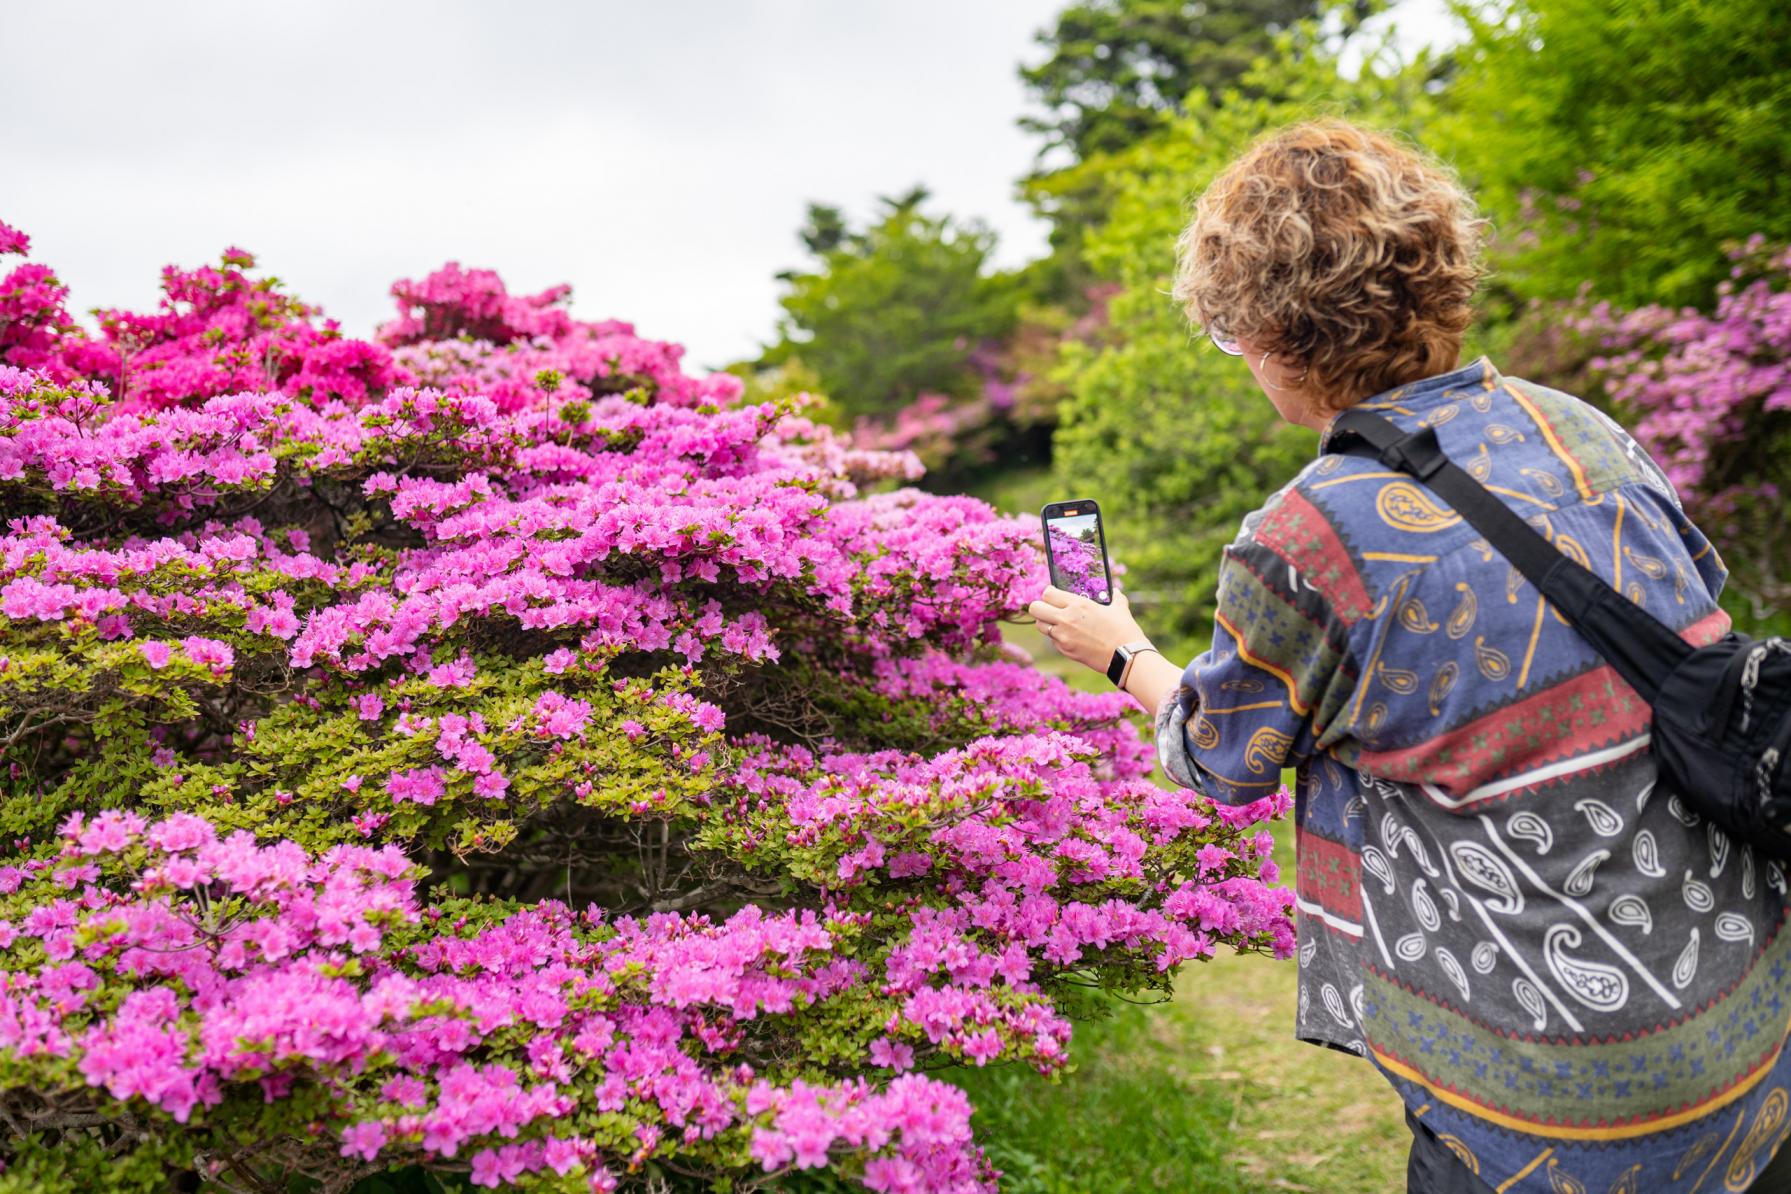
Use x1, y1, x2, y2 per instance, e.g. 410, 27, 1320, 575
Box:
1440, 0, 1791, 311
759, 191, 1021, 419
1051, 21, 1448, 641
1016, 0, 1371, 316
1019, 0, 1335, 167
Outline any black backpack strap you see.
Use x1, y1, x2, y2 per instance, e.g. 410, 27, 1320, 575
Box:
1328, 408, 1692, 702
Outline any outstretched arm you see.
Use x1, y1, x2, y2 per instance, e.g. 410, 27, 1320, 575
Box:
1033, 529, 1356, 802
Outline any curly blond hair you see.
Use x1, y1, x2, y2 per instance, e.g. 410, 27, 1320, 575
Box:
1173, 119, 1487, 409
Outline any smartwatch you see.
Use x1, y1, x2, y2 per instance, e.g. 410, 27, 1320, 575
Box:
1106, 641, 1158, 689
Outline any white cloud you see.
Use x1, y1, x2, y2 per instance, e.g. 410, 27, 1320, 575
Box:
3, 0, 1461, 371
3, 0, 1064, 371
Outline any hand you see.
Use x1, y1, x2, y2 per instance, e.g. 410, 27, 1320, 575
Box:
1028, 585, 1147, 674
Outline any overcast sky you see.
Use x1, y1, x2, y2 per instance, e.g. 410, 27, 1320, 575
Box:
2, 0, 1455, 372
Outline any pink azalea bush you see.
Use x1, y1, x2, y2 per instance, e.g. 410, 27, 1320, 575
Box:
1570, 236, 1791, 621
852, 393, 1000, 478
0, 221, 1292, 1193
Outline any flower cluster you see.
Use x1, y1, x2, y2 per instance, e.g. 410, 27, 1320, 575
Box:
1571, 236, 1791, 617
2, 239, 402, 408
378, 262, 577, 347
380, 263, 736, 415
0, 224, 1292, 1192
0, 812, 992, 1192
1577, 238, 1791, 496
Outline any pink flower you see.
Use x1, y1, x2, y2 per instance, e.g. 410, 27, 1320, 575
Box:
339, 1121, 387, 1161
181, 636, 234, 673
387, 767, 445, 807
869, 1037, 915, 1071
426, 654, 476, 688
0, 220, 29, 256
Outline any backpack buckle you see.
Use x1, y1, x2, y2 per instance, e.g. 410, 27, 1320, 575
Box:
1379, 427, 1449, 481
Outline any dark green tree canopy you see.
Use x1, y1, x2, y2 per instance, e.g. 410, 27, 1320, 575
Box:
795, 203, 850, 257
1019, 0, 1332, 167
1015, 0, 1373, 309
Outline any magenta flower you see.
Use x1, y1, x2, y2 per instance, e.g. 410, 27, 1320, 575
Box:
386, 767, 445, 807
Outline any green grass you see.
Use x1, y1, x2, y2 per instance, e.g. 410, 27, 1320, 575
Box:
946, 997, 1252, 1194
941, 927, 1410, 1192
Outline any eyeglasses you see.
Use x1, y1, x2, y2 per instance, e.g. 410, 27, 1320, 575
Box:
1207, 323, 1243, 356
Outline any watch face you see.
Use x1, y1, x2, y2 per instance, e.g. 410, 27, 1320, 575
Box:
1106, 647, 1129, 686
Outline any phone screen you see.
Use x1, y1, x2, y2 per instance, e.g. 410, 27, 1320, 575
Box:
1042, 500, 1113, 604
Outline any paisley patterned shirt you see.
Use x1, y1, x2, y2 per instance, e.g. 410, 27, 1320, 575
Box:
1155, 358, 1791, 1192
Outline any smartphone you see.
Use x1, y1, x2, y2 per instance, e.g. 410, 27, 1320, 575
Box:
1041, 499, 1114, 605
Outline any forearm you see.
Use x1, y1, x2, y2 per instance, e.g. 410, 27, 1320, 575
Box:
1121, 649, 1183, 719
1025, 586, 1185, 717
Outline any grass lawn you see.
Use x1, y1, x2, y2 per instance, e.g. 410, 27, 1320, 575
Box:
948, 909, 1409, 1192
940, 624, 1409, 1192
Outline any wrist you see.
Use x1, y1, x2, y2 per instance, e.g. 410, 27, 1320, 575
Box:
1116, 648, 1180, 719
1120, 645, 1161, 690
1107, 640, 1158, 688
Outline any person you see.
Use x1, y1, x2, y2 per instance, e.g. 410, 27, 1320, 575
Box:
1030, 119, 1791, 1193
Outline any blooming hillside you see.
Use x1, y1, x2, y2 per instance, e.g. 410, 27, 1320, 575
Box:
0, 221, 1291, 1194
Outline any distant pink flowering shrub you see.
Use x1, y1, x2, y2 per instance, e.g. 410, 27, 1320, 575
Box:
378, 262, 576, 347
847, 311, 1086, 487
1573, 236, 1791, 621
853, 393, 999, 478
0, 226, 1292, 1193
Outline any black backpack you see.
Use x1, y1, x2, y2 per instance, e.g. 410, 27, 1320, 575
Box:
1329, 409, 1791, 858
